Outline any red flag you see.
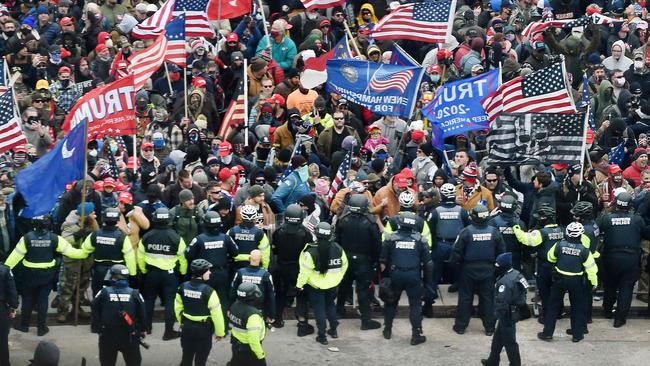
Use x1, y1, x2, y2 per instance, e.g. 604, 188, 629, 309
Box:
208, 0, 251, 20
62, 76, 137, 138
128, 32, 168, 91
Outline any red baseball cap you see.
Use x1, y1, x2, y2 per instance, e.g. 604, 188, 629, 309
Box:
551, 163, 569, 171
118, 191, 133, 204
218, 141, 232, 157
226, 32, 238, 42
586, 128, 595, 144
141, 141, 154, 149
609, 164, 622, 174
93, 180, 104, 191
127, 156, 140, 170
59, 17, 74, 27
394, 174, 409, 188
218, 167, 233, 181
192, 77, 207, 88
58, 66, 71, 75
103, 177, 117, 188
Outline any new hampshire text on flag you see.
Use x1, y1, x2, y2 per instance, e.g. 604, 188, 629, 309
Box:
326, 59, 424, 118
16, 122, 87, 218
423, 69, 500, 147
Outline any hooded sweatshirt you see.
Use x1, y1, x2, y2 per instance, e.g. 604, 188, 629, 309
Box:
603, 40, 633, 73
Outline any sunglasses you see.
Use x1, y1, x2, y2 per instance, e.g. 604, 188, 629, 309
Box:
333, 117, 344, 120
209, 191, 221, 195
227, 41, 237, 45
263, 85, 274, 88
143, 148, 153, 152
33, 99, 45, 103
485, 179, 498, 183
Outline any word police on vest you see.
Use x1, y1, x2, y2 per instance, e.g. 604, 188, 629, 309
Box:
395, 241, 416, 249
204, 240, 224, 249
106, 211, 119, 219
183, 289, 202, 299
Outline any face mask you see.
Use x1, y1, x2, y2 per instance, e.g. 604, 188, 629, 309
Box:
505, 34, 515, 41
306, 11, 319, 20
317, 110, 326, 118
196, 48, 205, 56
635, 60, 645, 69
59, 79, 70, 88
222, 154, 233, 164
136, 100, 148, 112
270, 31, 280, 38
616, 77, 626, 87
89, 149, 98, 157
4, 30, 14, 37
604, 89, 613, 100
430, 75, 440, 83
613, 174, 622, 183
21, 28, 30, 35
297, 165, 309, 182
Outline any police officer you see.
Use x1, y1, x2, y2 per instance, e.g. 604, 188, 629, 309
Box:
137, 208, 187, 340
383, 191, 432, 248
185, 211, 238, 322
5, 215, 87, 336
0, 257, 17, 365
481, 253, 528, 366
174, 259, 226, 366
229, 282, 267, 366
271, 204, 311, 329
538, 222, 598, 342
598, 192, 650, 327
488, 195, 526, 271
296, 222, 348, 345
380, 211, 433, 345
335, 194, 382, 330
91, 264, 146, 366
228, 205, 271, 272
427, 183, 469, 298
570, 201, 600, 325
513, 204, 563, 323
450, 204, 506, 335
230, 250, 276, 323
82, 208, 137, 296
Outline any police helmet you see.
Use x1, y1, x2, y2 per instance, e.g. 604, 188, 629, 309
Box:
570, 201, 593, 219
203, 211, 222, 228
440, 183, 456, 201
314, 222, 333, 240
284, 204, 304, 224
240, 205, 258, 222
102, 207, 120, 225
533, 203, 556, 221
397, 211, 418, 230
565, 222, 585, 238
615, 192, 632, 209
105, 264, 129, 281
398, 191, 415, 209
151, 207, 171, 224
190, 259, 213, 277
348, 194, 369, 214
236, 282, 262, 302
470, 204, 490, 224
499, 195, 517, 214
31, 215, 50, 231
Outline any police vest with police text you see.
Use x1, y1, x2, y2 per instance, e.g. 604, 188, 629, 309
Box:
463, 225, 499, 263
538, 226, 564, 264
141, 228, 181, 264
192, 232, 232, 268
435, 205, 465, 241
554, 240, 589, 274
24, 231, 58, 265
92, 228, 126, 263
230, 225, 263, 259
178, 281, 212, 318
385, 231, 425, 271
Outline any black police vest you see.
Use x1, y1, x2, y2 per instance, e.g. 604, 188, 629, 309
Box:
141, 228, 180, 257
306, 242, 345, 274
583, 220, 600, 254
99, 286, 138, 327
463, 225, 499, 263
602, 213, 642, 253
555, 240, 589, 274
539, 226, 564, 264
178, 280, 212, 317
494, 269, 527, 316
386, 232, 423, 271
195, 232, 231, 268
273, 225, 310, 264
435, 205, 464, 241
389, 213, 425, 233
92, 228, 126, 262
23, 231, 58, 264
489, 214, 522, 253
228, 301, 262, 331
230, 225, 262, 257
337, 213, 377, 256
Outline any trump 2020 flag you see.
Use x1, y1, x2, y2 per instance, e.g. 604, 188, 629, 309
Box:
423, 69, 500, 148
326, 59, 424, 118
16, 122, 87, 218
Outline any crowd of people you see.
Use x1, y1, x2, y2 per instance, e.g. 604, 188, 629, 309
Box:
1, 0, 650, 365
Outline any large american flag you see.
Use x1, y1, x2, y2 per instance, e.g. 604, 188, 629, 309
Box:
369, 66, 414, 93
580, 73, 595, 129
0, 90, 27, 153
481, 62, 576, 122
485, 113, 586, 165
173, 0, 214, 38
300, 0, 346, 11
131, 0, 175, 39
217, 79, 245, 140
608, 141, 625, 165
128, 32, 169, 90
372, 0, 456, 43
328, 150, 352, 204
165, 13, 187, 67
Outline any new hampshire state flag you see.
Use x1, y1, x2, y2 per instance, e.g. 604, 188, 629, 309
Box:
16, 122, 87, 218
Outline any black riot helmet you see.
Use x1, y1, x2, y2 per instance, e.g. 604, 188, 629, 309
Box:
151, 207, 171, 225
470, 204, 490, 224
236, 282, 262, 303
203, 211, 222, 229
104, 264, 129, 282
284, 204, 304, 225
348, 194, 369, 214
499, 195, 517, 214
103, 207, 120, 226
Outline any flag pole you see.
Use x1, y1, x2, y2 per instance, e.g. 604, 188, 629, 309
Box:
183, 62, 188, 119
244, 58, 249, 147
74, 119, 89, 327
577, 107, 590, 201
163, 63, 174, 96
343, 20, 361, 57
256, 0, 271, 48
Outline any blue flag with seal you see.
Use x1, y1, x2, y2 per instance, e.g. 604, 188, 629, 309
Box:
16, 121, 87, 218
422, 69, 500, 148
326, 59, 424, 118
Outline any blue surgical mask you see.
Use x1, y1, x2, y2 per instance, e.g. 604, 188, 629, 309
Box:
430, 75, 440, 83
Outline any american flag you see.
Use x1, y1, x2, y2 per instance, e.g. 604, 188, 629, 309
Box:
165, 13, 187, 67
131, 0, 175, 39
485, 113, 586, 165
591, 13, 624, 25
481, 62, 576, 122
521, 19, 574, 38
0, 57, 7, 93
128, 32, 169, 91
369, 65, 414, 93
300, 0, 346, 11
0, 90, 27, 153
105, 138, 120, 179
281, 138, 305, 180
580, 73, 595, 129
173, 0, 214, 38
217, 79, 245, 140
608, 141, 625, 165
328, 149, 352, 204
372, 0, 456, 43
